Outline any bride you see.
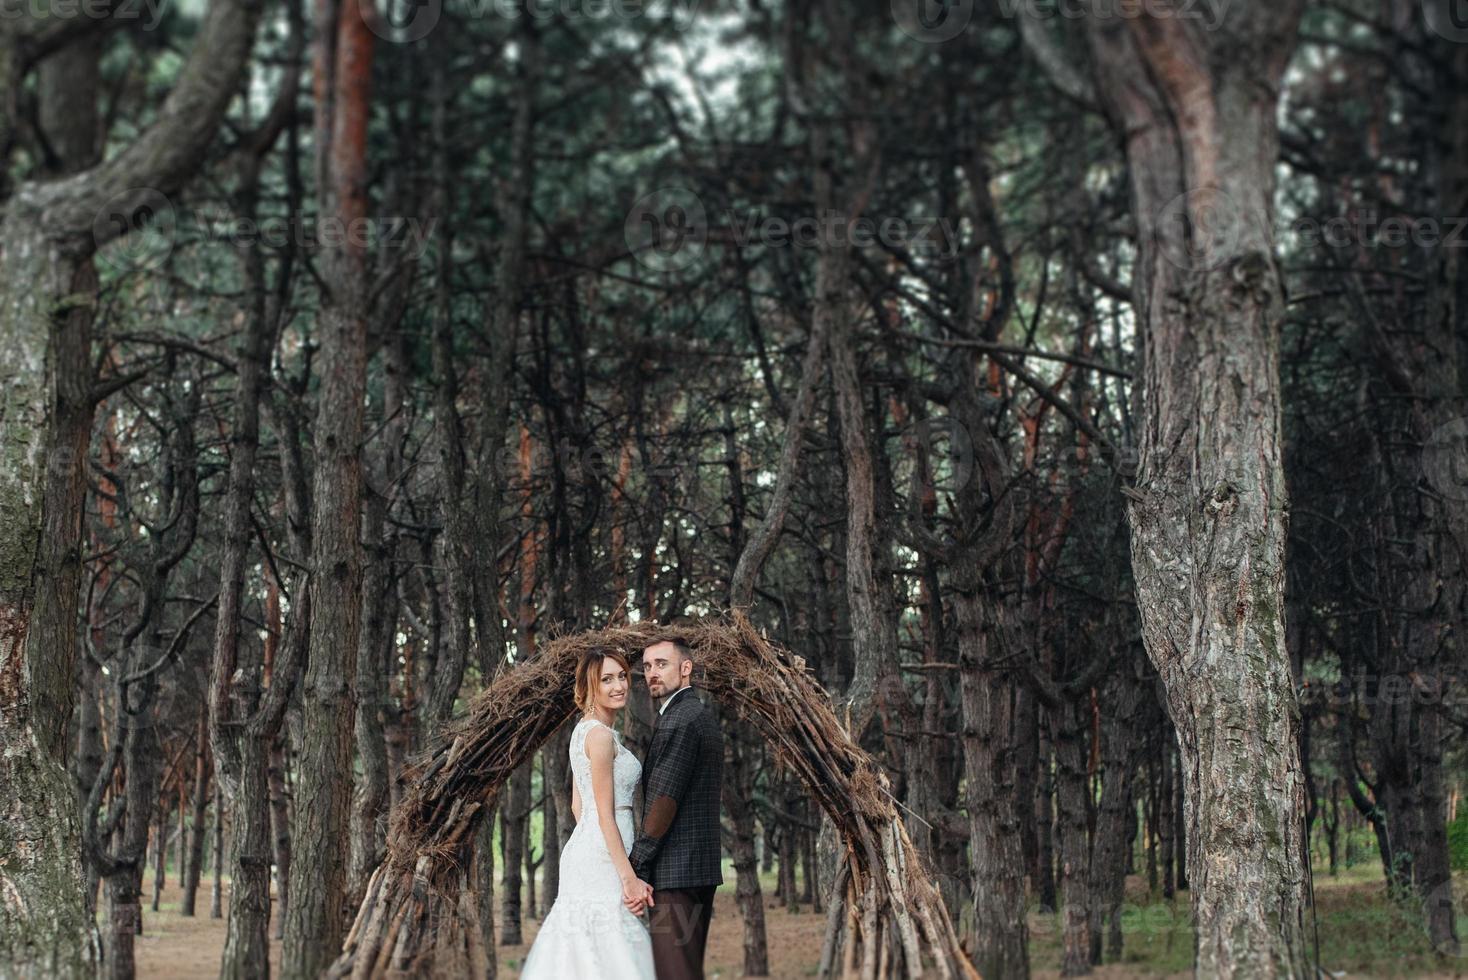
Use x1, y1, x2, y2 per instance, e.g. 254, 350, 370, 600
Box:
519, 647, 655, 979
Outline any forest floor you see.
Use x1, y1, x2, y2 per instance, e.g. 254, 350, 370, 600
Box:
133, 866, 1468, 977
133, 873, 828, 979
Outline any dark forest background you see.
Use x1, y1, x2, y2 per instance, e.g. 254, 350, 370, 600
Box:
0, 0, 1466, 977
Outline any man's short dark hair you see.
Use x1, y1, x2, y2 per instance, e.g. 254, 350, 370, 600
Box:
650, 629, 694, 662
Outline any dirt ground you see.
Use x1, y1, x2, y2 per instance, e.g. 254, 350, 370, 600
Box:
124, 870, 1468, 979
135, 879, 826, 979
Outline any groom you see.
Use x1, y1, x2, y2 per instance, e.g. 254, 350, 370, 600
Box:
625, 633, 723, 980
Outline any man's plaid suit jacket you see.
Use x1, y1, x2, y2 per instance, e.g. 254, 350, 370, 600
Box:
629, 687, 724, 890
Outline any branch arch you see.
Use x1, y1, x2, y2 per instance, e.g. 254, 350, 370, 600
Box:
331, 613, 980, 980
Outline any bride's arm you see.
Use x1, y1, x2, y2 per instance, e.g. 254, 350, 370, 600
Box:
585, 727, 639, 887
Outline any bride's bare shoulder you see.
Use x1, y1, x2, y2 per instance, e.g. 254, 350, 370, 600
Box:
583, 722, 616, 757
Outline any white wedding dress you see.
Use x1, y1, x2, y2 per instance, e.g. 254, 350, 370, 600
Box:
518, 717, 654, 979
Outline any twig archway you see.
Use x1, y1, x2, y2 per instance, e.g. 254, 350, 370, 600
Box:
330, 613, 981, 979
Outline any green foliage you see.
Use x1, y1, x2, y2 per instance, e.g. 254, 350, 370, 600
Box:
1449, 808, 1468, 872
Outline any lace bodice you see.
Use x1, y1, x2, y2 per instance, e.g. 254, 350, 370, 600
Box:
569, 717, 642, 827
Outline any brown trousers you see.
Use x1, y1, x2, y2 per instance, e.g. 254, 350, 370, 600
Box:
648, 886, 716, 980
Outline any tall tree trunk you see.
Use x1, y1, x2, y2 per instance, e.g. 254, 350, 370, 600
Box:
152, 800, 168, 913
210, 781, 225, 920
281, 0, 374, 971
1345, 39, 1468, 952
541, 739, 565, 910
347, 483, 392, 908
1066, 6, 1312, 974
0, 0, 264, 962
826, 239, 897, 731
1052, 696, 1093, 976
181, 710, 212, 916
206, 30, 303, 972
1014, 683, 1042, 907
1159, 734, 1175, 899
223, 737, 275, 980
348, 313, 407, 909
949, 359, 1028, 978
1035, 711, 1059, 914
87, 365, 203, 980
0, 151, 99, 980
499, 762, 532, 946
101, 775, 151, 980
958, 611, 1030, 980
501, 438, 540, 946
269, 738, 292, 941
1088, 652, 1147, 964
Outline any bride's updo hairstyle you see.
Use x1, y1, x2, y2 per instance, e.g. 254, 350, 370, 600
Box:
574, 646, 631, 713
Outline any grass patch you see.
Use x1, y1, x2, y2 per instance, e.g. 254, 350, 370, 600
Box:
1023, 871, 1468, 977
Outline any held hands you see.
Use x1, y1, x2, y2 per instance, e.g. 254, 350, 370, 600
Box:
620, 875, 655, 915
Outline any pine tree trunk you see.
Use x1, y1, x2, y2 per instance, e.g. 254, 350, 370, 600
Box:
541, 742, 564, 910
1035, 713, 1058, 914
0, 77, 98, 968
210, 782, 225, 920
269, 736, 292, 941
281, 0, 374, 971
958, 619, 1030, 980
524, 810, 539, 920
206, 53, 304, 969
1159, 742, 1175, 899
348, 484, 393, 909
1079, 7, 1312, 974
499, 763, 532, 946
152, 811, 167, 913
501, 425, 543, 946
1, 1, 260, 959
221, 737, 274, 980
476, 819, 498, 980
1088, 656, 1146, 964
945, 353, 1028, 978
181, 712, 211, 916
541, 728, 574, 909
0, 222, 100, 977
1052, 697, 1093, 976
724, 728, 770, 978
